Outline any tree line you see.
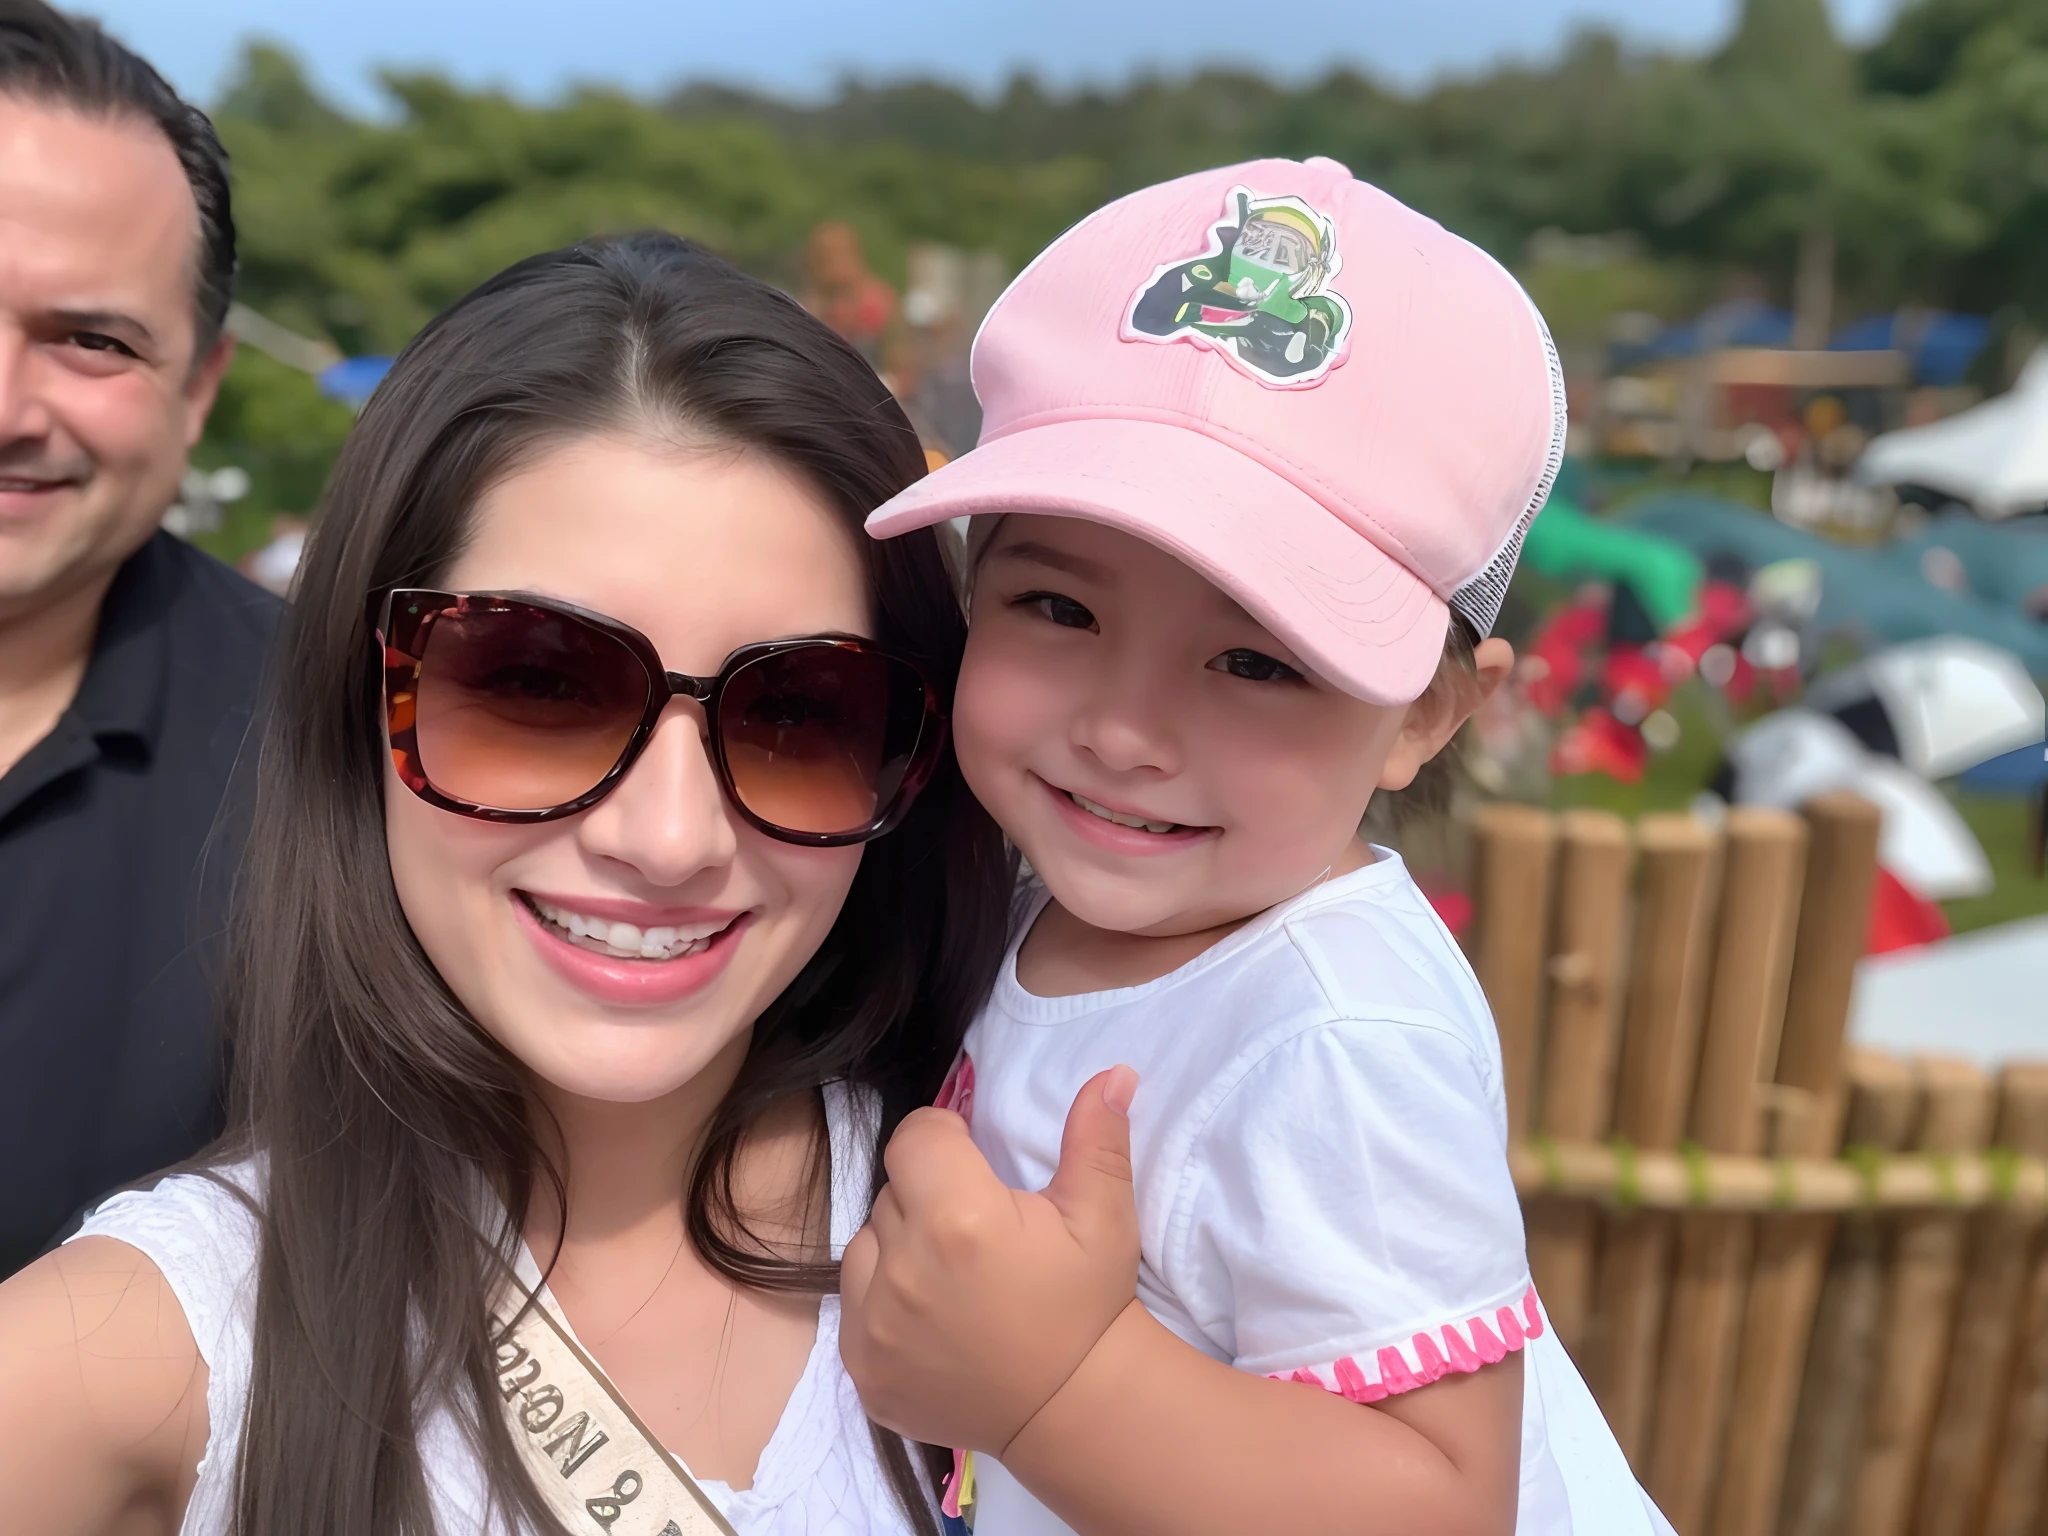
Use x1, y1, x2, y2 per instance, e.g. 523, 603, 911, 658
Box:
194, 0, 2048, 539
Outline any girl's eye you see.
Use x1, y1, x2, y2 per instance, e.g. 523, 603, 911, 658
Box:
1019, 592, 1098, 631
1209, 648, 1303, 683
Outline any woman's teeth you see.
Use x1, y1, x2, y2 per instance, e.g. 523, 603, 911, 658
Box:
525, 896, 730, 961
1068, 791, 1181, 835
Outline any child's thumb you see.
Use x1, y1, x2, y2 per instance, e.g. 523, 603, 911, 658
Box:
1043, 1066, 1138, 1239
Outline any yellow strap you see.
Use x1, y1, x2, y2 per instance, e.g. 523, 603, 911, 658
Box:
958, 1450, 976, 1509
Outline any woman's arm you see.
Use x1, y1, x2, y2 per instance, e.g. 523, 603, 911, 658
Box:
1003, 1299, 1521, 1536
0, 1236, 209, 1536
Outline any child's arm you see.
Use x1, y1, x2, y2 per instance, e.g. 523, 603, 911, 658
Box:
840, 1068, 1522, 1536
1009, 1299, 1521, 1536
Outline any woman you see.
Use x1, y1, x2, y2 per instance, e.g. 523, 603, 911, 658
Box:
0, 234, 1011, 1535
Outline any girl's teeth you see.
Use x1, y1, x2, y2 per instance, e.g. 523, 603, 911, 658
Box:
1071, 792, 1178, 835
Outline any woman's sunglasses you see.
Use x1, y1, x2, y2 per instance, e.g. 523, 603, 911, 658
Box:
376, 589, 947, 846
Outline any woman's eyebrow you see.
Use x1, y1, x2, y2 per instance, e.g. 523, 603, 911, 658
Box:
985, 540, 1114, 584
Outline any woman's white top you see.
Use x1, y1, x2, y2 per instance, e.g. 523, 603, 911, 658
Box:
69, 1081, 922, 1535
944, 852, 1676, 1536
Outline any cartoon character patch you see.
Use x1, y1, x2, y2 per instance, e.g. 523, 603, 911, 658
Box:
1123, 186, 1354, 387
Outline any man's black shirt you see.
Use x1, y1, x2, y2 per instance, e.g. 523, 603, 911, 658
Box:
0, 532, 279, 1275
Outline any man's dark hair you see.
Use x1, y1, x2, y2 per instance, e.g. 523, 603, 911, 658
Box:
0, 0, 236, 358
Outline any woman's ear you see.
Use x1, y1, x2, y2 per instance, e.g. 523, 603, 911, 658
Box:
1375, 637, 1516, 792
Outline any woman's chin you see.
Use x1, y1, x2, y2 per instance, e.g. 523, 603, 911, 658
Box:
506, 1024, 746, 1107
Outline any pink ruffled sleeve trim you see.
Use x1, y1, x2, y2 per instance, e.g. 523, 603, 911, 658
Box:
1267, 1286, 1544, 1401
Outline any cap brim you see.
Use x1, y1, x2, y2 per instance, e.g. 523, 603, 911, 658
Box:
867, 417, 1446, 705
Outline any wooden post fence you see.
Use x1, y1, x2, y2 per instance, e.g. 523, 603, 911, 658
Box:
1464, 794, 2048, 1536
1648, 806, 1808, 1536
1711, 792, 1883, 1536
1586, 812, 1721, 1464
1527, 809, 1633, 1354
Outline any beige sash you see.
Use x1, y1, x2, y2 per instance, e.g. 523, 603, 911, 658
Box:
492, 1284, 738, 1536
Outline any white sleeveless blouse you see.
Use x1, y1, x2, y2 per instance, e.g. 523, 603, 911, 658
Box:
69, 1082, 925, 1535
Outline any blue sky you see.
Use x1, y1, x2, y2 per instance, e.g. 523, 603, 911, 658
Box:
92, 0, 1902, 114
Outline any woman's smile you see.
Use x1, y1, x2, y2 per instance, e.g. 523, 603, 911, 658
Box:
521, 891, 740, 961
512, 892, 753, 1007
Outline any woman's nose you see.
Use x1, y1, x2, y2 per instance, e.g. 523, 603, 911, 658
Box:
574, 702, 740, 886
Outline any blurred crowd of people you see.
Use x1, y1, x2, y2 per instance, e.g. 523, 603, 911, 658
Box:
799, 218, 1003, 465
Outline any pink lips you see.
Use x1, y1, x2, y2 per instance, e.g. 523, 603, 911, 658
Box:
1037, 775, 1216, 857
513, 891, 751, 1007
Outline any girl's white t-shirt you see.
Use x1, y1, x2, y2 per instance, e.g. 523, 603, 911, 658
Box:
68, 1082, 926, 1536
946, 852, 1674, 1536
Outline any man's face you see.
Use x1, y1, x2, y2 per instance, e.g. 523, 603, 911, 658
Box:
0, 96, 232, 617
807, 223, 864, 290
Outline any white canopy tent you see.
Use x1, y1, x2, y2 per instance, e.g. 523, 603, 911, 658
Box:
1851, 916, 2048, 1063
1726, 708, 1995, 899
1858, 348, 2048, 519
1803, 636, 2045, 780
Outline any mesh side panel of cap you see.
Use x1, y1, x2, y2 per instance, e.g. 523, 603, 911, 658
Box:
1449, 292, 1568, 639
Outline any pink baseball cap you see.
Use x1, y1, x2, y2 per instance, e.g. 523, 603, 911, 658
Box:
865, 156, 1566, 706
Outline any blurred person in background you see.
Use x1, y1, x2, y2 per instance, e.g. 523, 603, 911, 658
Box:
803, 220, 903, 380
0, 0, 277, 1276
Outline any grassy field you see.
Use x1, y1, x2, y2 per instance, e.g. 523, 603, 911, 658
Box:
1938, 791, 2047, 934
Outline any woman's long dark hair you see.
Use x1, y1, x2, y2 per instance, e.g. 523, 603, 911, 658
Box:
217, 233, 1012, 1535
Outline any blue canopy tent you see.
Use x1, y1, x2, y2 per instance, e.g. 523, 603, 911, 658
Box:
1621, 495, 2048, 675
1961, 742, 2048, 794
1828, 313, 1992, 387
1610, 305, 1990, 386
318, 356, 395, 409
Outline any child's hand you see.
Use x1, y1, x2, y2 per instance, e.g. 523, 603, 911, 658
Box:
840, 1065, 1140, 1454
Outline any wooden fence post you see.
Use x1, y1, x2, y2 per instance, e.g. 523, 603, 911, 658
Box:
1712, 792, 1882, 1536
1775, 793, 1887, 1154
1527, 809, 1633, 1355
1469, 804, 1558, 1144
1846, 1058, 1999, 1536
1779, 1051, 1924, 1536
1913, 1068, 2048, 1536
1980, 1076, 2048, 1536
1585, 812, 1721, 1466
1647, 806, 1809, 1536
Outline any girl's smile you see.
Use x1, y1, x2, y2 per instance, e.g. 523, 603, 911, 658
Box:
1038, 774, 1217, 854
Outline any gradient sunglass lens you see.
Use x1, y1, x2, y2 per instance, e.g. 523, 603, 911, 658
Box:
717, 646, 928, 837
412, 602, 649, 812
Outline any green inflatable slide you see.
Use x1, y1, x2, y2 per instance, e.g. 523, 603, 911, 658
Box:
1520, 495, 1705, 630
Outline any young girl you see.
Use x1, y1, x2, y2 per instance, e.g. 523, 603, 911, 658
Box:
841, 160, 1673, 1535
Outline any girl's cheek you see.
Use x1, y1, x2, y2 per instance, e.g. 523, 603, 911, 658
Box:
956, 634, 1053, 763
1200, 717, 1367, 853
953, 687, 1030, 799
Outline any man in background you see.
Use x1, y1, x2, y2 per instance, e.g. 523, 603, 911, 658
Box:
802, 220, 903, 378
0, 0, 278, 1274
